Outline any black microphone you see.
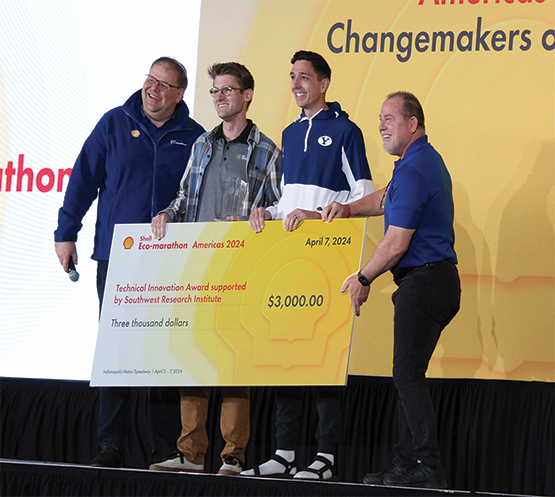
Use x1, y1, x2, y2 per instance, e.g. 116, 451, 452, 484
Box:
68, 256, 80, 282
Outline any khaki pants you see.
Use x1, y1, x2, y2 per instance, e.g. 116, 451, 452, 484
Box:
177, 386, 250, 465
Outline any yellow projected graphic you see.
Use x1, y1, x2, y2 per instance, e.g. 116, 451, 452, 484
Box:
195, 0, 555, 381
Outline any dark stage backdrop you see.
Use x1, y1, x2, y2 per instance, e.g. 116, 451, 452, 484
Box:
1, 376, 553, 496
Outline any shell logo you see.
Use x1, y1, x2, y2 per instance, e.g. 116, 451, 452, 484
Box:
131, 130, 140, 138
123, 237, 134, 249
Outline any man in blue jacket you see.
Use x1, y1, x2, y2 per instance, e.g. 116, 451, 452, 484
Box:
245, 50, 373, 481
54, 57, 205, 468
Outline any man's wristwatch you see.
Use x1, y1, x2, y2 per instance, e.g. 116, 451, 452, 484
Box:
357, 271, 371, 287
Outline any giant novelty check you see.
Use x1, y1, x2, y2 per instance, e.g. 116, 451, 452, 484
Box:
90, 218, 367, 387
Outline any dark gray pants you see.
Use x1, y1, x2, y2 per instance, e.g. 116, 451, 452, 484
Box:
392, 261, 460, 469
275, 386, 342, 454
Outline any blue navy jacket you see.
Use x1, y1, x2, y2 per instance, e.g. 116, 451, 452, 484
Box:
55, 90, 204, 260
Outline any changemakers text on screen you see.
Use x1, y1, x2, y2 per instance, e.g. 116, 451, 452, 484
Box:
327, 17, 555, 62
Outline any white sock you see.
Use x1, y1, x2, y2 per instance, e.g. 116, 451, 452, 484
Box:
311, 452, 334, 467
241, 450, 295, 476
294, 452, 334, 480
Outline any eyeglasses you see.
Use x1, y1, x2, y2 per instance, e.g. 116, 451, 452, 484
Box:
209, 86, 242, 98
144, 75, 183, 92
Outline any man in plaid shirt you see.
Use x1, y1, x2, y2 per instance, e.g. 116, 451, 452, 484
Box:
150, 62, 280, 476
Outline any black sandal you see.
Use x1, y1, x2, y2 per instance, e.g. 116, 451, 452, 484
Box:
253, 454, 297, 478
294, 454, 336, 481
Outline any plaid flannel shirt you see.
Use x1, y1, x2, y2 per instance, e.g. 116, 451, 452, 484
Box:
162, 123, 281, 222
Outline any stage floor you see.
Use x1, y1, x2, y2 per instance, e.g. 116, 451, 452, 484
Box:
0, 459, 534, 497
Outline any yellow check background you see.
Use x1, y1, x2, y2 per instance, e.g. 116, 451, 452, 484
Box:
91, 218, 367, 386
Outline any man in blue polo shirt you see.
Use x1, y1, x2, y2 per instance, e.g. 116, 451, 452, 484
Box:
322, 91, 460, 489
